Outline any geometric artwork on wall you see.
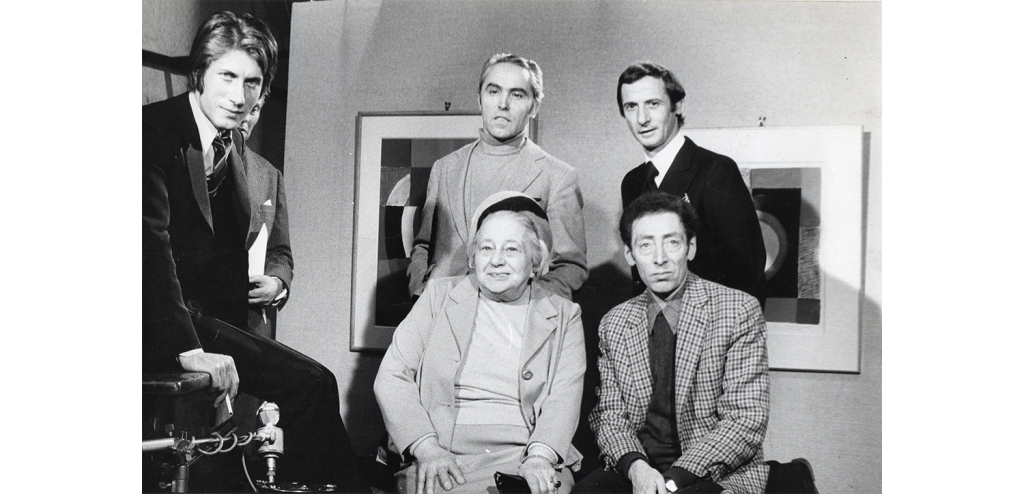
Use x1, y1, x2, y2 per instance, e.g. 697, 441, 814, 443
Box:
685, 126, 864, 372
375, 138, 473, 327
351, 113, 490, 351
748, 167, 822, 325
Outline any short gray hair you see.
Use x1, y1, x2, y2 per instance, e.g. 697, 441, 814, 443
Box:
478, 53, 544, 104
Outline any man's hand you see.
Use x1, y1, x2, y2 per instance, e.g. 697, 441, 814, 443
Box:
628, 460, 668, 494
179, 352, 239, 408
518, 457, 559, 494
248, 275, 283, 306
413, 438, 466, 494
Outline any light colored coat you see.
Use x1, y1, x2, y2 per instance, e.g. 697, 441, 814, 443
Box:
407, 139, 588, 299
375, 276, 585, 468
589, 274, 770, 493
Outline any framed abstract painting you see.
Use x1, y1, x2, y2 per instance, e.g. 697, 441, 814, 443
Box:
685, 126, 865, 372
350, 112, 482, 351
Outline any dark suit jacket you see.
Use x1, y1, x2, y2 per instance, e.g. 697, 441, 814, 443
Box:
241, 147, 293, 339
142, 92, 286, 370
621, 137, 766, 305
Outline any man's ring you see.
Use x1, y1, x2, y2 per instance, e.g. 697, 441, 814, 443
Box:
550, 479, 561, 488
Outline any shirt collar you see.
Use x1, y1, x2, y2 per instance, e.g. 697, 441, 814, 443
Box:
644, 273, 688, 335
188, 91, 220, 156
643, 129, 687, 187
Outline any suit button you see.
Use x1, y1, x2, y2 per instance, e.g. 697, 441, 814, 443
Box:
522, 370, 533, 380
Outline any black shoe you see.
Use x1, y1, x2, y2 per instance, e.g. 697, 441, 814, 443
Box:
765, 458, 819, 494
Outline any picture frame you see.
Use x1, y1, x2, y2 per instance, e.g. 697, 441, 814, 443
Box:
350, 112, 493, 351
685, 126, 866, 373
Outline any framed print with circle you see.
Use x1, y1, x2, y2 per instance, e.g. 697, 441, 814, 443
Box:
686, 126, 865, 372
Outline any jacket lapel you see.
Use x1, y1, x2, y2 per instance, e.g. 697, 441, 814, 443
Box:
227, 130, 252, 238
443, 277, 480, 360
520, 285, 558, 370
499, 139, 544, 193
185, 146, 213, 231
673, 275, 710, 417
241, 145, 265, 251
659, 136, 700, 197
516, 285, 558, 420
626, 292, 654, 410
176, 95, 214, 231
446, 142, 478, 245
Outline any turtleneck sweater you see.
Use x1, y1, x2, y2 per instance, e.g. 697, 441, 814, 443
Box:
464, 129, 529, 226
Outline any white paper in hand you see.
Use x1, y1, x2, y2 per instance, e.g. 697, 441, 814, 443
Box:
248, 223, 269, 277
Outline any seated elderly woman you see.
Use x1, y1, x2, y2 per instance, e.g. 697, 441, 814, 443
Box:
374, 191, 585, 494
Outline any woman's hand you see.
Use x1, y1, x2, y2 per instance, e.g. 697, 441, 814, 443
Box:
518, 457, 560, 494
413, 438, 466, 494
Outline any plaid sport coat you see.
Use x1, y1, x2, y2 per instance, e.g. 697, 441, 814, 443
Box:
589, 273, 770, 494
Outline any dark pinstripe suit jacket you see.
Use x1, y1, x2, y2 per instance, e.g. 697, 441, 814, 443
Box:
143, 93, 292, 369
241, 147, 293, 338
589, 273, 770, 494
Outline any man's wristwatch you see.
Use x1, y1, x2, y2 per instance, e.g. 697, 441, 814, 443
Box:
665, 479, 679, 493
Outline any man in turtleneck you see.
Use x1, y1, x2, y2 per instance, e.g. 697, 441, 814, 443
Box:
408, 53, 588, 300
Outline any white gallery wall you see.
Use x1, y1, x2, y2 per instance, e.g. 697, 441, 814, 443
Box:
282, 2, 881, 492
144, 1, 882, 492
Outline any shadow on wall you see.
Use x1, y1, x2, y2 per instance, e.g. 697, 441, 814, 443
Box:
344, 352, 387, 455
760, 132, 879, 491
571, 261, 634, 478
763, 275, 880, 493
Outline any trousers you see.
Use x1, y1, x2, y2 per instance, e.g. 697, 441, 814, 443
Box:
191, 310, 364, 491
574, 467, 723, 494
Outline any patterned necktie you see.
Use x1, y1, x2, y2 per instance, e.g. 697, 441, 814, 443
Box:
643, 161, 659, 193
208, 131, 232, 195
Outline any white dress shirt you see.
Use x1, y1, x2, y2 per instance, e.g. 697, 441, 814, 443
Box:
188, 91, 227, 176
642, 129, 687, 188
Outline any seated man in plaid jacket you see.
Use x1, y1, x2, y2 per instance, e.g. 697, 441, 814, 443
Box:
576, 191, 770, 494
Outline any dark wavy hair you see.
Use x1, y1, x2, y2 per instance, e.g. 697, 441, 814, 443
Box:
616, 61, 685, 123
187, 12, 278, 99
619, 191, 700, 247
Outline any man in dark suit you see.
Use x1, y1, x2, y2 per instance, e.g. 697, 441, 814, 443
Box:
617, 62, 766, 306
142, 12, 360, 489
237, 95, 291, 339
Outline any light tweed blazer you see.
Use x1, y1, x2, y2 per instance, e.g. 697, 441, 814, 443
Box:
407, 138, 588, 300
589, 273, 770, 494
